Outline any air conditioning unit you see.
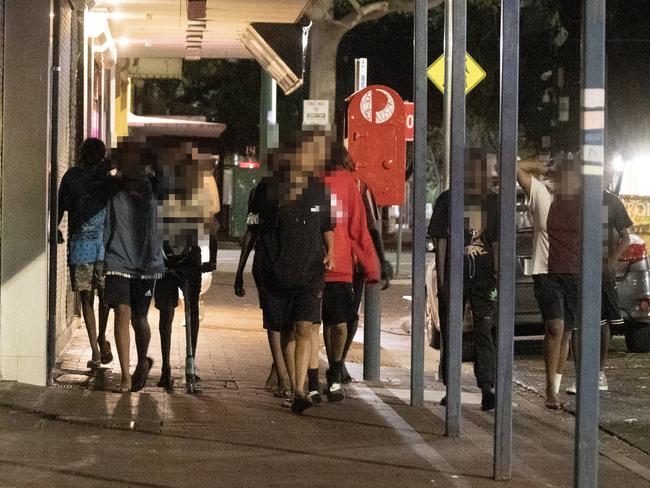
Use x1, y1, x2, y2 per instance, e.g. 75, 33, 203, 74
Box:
240, 22, 307, 96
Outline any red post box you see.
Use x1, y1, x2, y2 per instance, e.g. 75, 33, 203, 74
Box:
346, 85, 406, 206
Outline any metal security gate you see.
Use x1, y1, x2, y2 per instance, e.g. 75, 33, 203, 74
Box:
410, 1, 606, 486
48, 0, 80, 376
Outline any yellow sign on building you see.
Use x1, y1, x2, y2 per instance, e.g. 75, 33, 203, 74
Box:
427, 53, 486, 95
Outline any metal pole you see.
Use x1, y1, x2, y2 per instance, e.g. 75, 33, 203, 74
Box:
355, 57, 381, 382
575, 0, 605, 486
396, 206, 403, 276
493, 0, 519, 480
410, 0, 428, 407
445, 0, 467, 438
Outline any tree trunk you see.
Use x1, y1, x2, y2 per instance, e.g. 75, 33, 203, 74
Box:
308, 20, 345, 123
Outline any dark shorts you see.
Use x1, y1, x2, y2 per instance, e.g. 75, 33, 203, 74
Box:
322, 282, 356, 325
601, 279, 624, 325
258, 286, 322, 332
533, 273, 578, 330
104, 275, 155, 318
70, 262, 104, 292
154, 269, 201, 310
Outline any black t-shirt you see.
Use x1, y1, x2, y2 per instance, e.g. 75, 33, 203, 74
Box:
248, 177, 334, 294
427, 189, 499, 281
603, 190, 634, 272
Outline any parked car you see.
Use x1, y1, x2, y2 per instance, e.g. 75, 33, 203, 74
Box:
426, 192, 650, 357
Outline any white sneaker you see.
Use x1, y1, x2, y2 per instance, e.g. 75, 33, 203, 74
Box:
599, 372, 609, 391
566, 373, 608, 395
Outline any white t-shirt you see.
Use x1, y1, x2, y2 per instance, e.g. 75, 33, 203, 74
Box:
528, 176, 553, 275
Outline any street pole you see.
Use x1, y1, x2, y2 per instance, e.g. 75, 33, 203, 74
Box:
445, 0, 467, 438
410, 0, 428, 407
355, 57, 381, 383
493, 0, 519, 480
575, 0, 606, 487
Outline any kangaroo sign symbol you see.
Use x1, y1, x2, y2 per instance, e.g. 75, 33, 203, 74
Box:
427, 53, 486, 95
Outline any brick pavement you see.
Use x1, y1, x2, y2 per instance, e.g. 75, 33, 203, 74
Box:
0, 273, 649, 487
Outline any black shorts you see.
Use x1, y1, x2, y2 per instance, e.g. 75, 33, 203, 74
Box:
532, 273, 578, 330
258, 286, 322, 332
104, 275, 155, 318
154, 269, 201, 310
322, 282, 356, 325
601, 279, 624, 325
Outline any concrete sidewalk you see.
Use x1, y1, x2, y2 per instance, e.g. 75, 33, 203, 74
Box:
0, 275, 649, 487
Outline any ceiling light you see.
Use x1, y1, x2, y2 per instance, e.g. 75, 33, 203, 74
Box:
118, 37, 129, 47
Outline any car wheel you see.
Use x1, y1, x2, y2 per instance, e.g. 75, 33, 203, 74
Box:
624, 322, 650, 353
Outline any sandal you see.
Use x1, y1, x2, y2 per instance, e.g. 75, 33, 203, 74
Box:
131, 357, 154, 392
100, 341, 113, 364
87, 359, 101, 369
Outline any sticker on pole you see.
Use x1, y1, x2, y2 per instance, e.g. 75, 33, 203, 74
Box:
427, 53, 486, 95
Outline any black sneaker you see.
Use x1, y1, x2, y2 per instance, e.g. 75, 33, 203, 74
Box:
307, 390, 322, 404
327, 383, 344, 402
291, 396, 313, 414
481, 390, 495, 411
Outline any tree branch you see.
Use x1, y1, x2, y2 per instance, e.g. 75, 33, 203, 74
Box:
339, 0, 445, 29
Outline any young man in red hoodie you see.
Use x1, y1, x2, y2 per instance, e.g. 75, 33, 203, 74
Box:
308, 146, 379, 402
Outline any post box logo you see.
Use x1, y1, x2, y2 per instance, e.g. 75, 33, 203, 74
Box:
360, 88, 395, 124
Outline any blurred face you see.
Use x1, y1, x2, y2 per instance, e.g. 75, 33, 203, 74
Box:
464, 159, 491, 230
118, 150, 144, 178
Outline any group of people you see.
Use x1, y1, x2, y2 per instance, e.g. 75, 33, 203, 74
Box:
59, 137, 219, 393
429, 151, 633, 411
234, 130, 391, 413
60, 131, 392, 413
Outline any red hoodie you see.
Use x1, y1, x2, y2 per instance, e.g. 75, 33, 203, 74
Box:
324, 169, 380, 283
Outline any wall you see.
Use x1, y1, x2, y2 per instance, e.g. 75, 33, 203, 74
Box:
0, 0, 53, 385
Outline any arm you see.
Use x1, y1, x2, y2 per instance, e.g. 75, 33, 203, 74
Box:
348, 184, 380, 283
516, 159, 551, 197
323, 230, 335, 271
609, 227, 632, 273
234, 228, 257, 297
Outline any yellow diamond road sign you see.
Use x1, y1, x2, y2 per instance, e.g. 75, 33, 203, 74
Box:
427, 53, 486, 95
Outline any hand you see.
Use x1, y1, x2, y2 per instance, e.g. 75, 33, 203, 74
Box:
323, 253, 335, 272
234, 273, 245, 297
201, 262, 216, 273
57, 230, 65, 244
381, 260, 394, 290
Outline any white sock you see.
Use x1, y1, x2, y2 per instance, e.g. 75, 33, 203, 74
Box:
552, 374, 562, 394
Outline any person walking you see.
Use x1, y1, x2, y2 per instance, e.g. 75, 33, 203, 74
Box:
58, 138, 113, 370
312, 146, 379, 403
153, 141, 220, 392
103, 140, 165, 393
235, 130, 335, 413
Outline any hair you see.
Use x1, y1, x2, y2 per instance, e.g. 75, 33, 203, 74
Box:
79, 138, 106, 169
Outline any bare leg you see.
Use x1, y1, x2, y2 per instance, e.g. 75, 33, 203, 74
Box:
158, 308, 174, 388
544, 319, 567, 409
268, 330, 290, 391
132, 314, 152, 372
309, 326, 320, 369
97, 288, 110, 346
114, 304, 132, 392
293, 321, 313, 399
282, 329, 296, 391
80, 290, 100, 363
